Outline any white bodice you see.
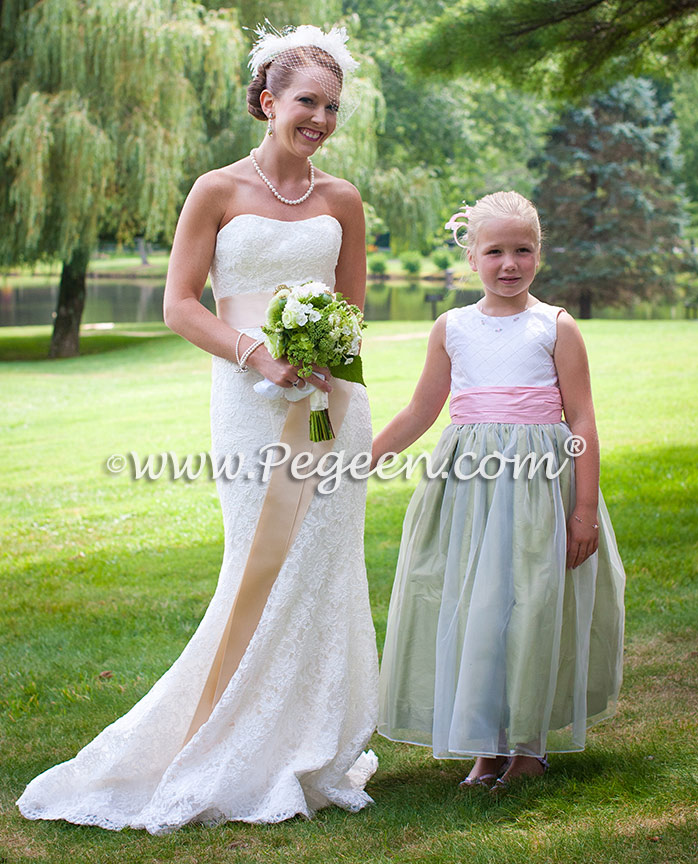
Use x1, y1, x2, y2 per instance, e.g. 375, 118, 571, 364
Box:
446, 301, 563, 392
209, 214, 343, 299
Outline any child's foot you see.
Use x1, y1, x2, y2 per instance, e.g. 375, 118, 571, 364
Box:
490, 755, 548, 793
459, 755, 509, 789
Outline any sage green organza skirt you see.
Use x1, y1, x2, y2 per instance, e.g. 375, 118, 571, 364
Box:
377, 422, 625, 758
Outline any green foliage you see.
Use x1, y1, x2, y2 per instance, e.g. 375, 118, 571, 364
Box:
375, 62, 550, 202
340, 1, 552, 253
0, 0, 246, 266
402, 0, 698, 98
532, 78, 694, 318
399, 250, 422, 275
672, 70, 698, 204
431, 248, 451, 270
369, 165, 443, 254
368, 253, 388, 275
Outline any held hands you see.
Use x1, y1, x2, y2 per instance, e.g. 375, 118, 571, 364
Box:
566, 508, 599, 569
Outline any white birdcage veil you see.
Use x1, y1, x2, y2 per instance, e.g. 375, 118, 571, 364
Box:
248, 22, 360, 128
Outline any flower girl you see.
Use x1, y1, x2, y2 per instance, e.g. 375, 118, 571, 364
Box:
372, 191, 625, 790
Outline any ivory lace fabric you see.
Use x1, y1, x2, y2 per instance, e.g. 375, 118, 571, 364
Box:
17, 214, 379, 833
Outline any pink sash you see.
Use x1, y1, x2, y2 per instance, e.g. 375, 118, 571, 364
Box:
450, 385, 563, 424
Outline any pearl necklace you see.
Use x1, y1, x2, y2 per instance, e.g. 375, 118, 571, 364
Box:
250, 149, 315, 206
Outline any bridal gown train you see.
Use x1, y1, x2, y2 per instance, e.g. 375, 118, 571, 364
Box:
17, 214, 379, 834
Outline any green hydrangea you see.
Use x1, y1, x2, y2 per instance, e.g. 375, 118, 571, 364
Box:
261, 281, 365, 379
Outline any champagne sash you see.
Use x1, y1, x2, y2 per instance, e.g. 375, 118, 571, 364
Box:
184, 294, 353, 744
450, 385, 563, 425
216, 293, 273, 330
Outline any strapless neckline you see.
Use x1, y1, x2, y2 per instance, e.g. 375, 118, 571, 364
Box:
217, 213, 342, 238
210, 211, 344, 300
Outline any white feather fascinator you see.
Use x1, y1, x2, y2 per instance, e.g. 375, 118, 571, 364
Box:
248, 23, 359, 75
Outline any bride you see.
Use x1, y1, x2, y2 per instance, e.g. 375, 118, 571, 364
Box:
17, 24, 378, 834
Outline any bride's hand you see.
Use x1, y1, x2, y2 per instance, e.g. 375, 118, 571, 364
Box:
307, 364, 333, 393
245, 346, 332, 393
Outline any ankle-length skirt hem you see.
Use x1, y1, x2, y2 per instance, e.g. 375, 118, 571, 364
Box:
17, 361, 379, 834
378, 421, 625, 760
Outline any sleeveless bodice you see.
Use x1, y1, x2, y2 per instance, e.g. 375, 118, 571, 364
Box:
209, 214, 343, 299
445, 301, 563, 392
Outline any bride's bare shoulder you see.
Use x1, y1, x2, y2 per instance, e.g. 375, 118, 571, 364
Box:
190, 161, 245, 200
185, 160, 250, 228
315, 171, 363, 222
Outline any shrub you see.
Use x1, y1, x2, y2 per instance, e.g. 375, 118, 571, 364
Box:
432, 249, 452, 271
400, 251, 423, 275
368, 254, 388, 276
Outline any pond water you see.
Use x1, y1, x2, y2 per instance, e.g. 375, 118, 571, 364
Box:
0, 278, 482, 327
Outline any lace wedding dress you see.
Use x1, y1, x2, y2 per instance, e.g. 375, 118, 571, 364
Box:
17, 214, 379, 834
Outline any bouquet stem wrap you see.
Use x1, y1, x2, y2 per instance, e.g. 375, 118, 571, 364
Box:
308, 388, 333, 442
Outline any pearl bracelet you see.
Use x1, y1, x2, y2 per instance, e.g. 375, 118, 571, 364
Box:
236, 338, 264, 372
233, 332, 246, 373
574, 515, 599, 529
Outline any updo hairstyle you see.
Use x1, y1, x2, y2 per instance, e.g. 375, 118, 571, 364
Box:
465, 191, 542, 251
247, 45, 344, 121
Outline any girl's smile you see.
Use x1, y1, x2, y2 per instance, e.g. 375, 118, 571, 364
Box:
468, 217, 541, 310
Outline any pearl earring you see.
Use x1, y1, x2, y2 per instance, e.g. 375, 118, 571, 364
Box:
267, 113, 274, 136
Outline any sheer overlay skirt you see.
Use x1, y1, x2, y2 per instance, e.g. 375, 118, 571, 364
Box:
378, 421, 625, 759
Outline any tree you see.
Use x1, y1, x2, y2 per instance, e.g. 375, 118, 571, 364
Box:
367, 166, 443, 254
531, 78, 691, 318
402, 0, 698, 98
672, 70, 698, 205
0, 0, 244, 357
340, 0, 553, 252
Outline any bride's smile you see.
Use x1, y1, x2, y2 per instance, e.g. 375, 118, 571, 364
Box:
263, 72, 339, 157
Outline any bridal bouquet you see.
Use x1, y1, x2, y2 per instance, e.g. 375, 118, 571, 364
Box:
260, 281, 365, 442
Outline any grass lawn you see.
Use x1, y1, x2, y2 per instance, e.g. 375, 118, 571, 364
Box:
1, 320, 697, 863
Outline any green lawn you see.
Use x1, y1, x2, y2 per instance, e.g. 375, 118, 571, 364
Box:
1, 320, 697, 863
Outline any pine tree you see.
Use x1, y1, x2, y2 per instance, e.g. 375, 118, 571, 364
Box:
532, 78, 691, 318
0, 0, 245, 357
402, 0, 698, 97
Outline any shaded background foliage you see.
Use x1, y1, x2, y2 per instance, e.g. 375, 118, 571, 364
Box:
1, 0, 698, 354
532, 78, 691, 318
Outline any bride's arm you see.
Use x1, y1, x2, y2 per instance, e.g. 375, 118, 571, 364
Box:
163, 172, 240, 361
332, 181, 367, 311
163, 172, 328, 390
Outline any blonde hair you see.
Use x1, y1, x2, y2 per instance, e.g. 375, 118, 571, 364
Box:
465, 191, 541, 251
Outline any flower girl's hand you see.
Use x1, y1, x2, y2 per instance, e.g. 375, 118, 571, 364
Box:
566, 509, 599, 569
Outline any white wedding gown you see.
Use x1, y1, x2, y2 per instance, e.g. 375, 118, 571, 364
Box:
17, 214, 379, 834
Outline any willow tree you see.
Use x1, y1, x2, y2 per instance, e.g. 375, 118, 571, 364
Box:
367, 166, 443, 254
0, 0, 244, 357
